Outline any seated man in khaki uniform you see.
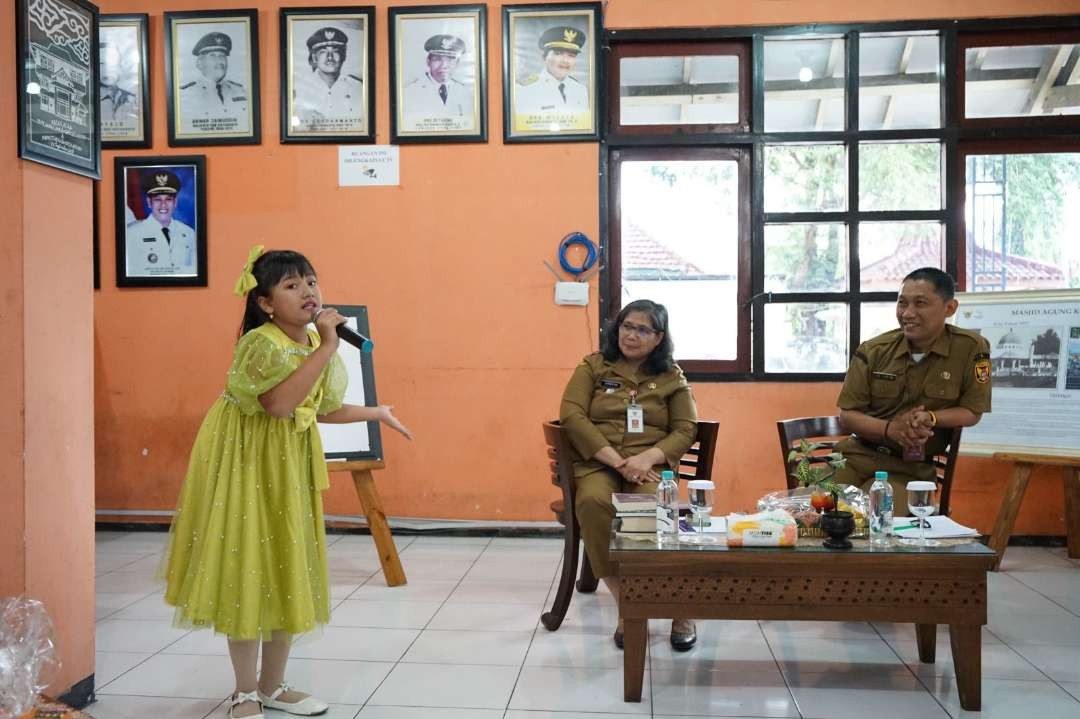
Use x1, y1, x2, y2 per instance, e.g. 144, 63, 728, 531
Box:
834, 267, 992, 499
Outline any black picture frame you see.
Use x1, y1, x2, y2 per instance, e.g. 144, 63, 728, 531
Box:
93, 180, 100, 289
280, 6, 376, 144
16, 0, 101, 178
100, 13, 151, 149
502, 2, 601, 144
164, 10, 261, 146
389, 4, 487, 144
114, 155, 208, 288
319, 305, 384, 461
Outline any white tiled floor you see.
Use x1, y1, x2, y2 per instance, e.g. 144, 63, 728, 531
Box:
90, 534, 1080, 719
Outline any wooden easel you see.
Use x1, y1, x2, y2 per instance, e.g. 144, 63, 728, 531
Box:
988, 452, 1080, 571
328, 460, 406, 586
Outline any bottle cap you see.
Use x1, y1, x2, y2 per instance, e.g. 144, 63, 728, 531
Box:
874, 471, 888, 480
661, 470, 675, 480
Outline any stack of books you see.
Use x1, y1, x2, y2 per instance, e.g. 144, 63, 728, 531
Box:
613, 493, 656, 537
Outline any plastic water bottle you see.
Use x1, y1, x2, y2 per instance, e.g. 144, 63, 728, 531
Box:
656, 470, 679, 544
869, 470, 893, 546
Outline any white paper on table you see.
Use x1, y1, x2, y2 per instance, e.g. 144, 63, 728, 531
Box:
892, 515, 980, 539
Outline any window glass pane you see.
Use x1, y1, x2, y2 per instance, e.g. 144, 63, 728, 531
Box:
859, 32, 941, 130
859, 142, 941, 210
620, 55, 739, 126
764, 303, 849, 373
765, 37, 845, 132
764, 223, 848, 292
860, 222, 944, 291
620, 160, 741, 360
861, 302, 897, 343
765, 144, 847, 212
965, 43, 1080, 119
965, 153, 1080, 291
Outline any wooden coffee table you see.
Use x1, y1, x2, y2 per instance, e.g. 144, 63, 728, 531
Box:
610, 535, 997, 710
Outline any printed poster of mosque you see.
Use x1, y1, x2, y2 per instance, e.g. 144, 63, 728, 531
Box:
18, 0, 99, 177
976, 325, 1062, 389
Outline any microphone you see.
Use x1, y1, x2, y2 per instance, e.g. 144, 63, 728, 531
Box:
336, 324, 374, 352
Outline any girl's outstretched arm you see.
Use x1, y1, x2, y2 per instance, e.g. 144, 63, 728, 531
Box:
319, 404, 413, 440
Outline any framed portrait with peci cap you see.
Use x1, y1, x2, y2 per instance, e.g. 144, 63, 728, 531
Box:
389, 4, 487, 144
164, 10, 260, 146
502, 2, 601, 143
113, 155, 208, 287
280, 7, 375, 144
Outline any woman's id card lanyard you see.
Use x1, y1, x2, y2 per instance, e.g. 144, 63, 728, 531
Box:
627, 390, 644, 433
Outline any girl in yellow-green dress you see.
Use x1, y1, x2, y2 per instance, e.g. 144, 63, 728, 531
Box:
163, 247, 412, 719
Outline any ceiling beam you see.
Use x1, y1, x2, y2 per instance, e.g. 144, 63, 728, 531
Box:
1022, 45, 1070, 115
815, 39, 845, 130
882, 36, 916, 130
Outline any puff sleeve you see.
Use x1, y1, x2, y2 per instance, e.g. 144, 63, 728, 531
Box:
225, 330, 294, 415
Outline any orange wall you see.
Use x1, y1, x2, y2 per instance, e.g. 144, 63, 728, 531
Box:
95, 0, 1080, 536
1, 7, 96, 698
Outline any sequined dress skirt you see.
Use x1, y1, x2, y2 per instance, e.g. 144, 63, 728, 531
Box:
162, 394, 330, 640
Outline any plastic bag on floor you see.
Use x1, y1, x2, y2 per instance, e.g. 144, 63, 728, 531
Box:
0, 597, 61, 719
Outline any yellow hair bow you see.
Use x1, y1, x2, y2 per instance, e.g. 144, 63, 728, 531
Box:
232, 245, 265, 296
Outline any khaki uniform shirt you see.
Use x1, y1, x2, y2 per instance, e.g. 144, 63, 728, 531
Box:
559, 352, 697, 478
835, 325, 992, 479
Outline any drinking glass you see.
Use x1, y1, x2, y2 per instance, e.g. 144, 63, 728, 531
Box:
681, 480, 716, 544
903, 480, 940, 547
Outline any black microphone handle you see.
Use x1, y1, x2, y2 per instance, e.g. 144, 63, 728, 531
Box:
335, 323, 375, 352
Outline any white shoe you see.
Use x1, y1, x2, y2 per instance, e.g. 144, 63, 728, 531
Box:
230, 690, 264, 719
258, 683, 329, 716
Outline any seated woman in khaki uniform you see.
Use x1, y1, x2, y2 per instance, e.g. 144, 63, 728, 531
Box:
559, 299, 699, 650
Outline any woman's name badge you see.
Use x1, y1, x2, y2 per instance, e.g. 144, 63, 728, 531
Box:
627, 390, 644, 433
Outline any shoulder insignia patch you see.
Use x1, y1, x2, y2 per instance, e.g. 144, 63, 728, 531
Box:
180, 81, 196, 89
974, 357, 991, 384
854, 350, 869, 364
520, 74, 539, 86
348, 74, 363, 82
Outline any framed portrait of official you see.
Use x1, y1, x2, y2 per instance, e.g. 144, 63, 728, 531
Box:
15, 0, 101, 179
389, 4, 487, 144
114, 155, 208, 288
164, 10, 260, 146
280, 7, 375, 144
100, 14, 151, 148
502, 2, 601, 143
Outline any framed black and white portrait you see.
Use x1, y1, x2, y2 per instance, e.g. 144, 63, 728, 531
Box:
16, 0, 101, 178
100, 14, 150, 148
389, 4, 487, 144
164, 10, 260, 146
114, 155, 207, 288
280, 7, 375, 144
503, 2, 600, 143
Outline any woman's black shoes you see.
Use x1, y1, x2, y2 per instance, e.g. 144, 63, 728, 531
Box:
670, 620, 697, 652
613, 628, 624, 649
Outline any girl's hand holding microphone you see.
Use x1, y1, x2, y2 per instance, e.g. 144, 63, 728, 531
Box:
312, 307, 345, 350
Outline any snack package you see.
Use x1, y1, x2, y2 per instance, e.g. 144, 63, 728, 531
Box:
0, 597, 60, 719
725, 509, 798, 547
757, 485, 869, 537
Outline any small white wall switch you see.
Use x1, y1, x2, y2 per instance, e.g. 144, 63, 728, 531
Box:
555, 281, 589, 306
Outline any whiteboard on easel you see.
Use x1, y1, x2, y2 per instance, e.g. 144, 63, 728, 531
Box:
951, 289, 1080, 458
318, 305, 383, 461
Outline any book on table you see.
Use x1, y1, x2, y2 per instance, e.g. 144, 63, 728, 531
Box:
612, 492, 656, 513
615, 515, 656, 534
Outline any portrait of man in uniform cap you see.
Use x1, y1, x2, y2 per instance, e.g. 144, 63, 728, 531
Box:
390, 6, 486, 141
165, 11, 260, 144
115, 156, 207, 287
282, 11, 372, 142
504, 4, 599, 141
100, 16, 150, 147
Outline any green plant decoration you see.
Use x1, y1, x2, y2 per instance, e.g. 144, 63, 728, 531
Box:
787, 439, 847, 499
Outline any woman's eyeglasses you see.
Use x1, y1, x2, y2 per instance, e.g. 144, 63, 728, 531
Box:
619, 321, 659, 338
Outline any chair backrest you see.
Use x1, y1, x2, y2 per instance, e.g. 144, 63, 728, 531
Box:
776, 416, 847, 491
776, 415, 962, 515
543, 420, 576, 496
679, 421, 719, 483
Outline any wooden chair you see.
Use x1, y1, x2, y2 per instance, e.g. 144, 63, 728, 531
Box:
776, 415, 962, 516
540, 419, 719, 631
